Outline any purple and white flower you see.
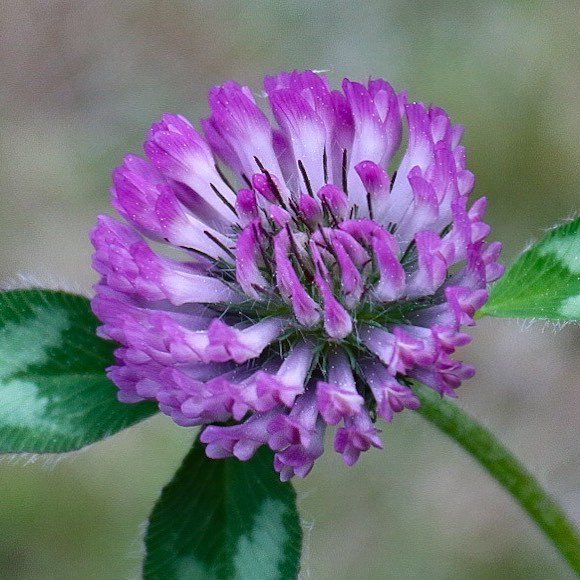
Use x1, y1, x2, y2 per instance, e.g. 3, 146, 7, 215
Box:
91, 70, 503, 480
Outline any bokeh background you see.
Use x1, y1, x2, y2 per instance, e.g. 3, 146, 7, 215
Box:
1, 1, 579, 578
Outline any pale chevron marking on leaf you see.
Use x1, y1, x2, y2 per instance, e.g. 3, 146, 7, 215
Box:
540, 234, 580, 273
233, 498, 288, 579
0, 303, 70, 379
560, 295, 580, 318
0, 304, 70, 430
0, 379, 51, 429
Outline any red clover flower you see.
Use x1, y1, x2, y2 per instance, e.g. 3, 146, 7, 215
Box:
91, 70, 504, 480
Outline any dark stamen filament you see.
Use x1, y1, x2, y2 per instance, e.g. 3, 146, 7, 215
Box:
252, 222, 273, 278
439, 223, 453, 237
287, 198, 306, 230
251, 282, 270, 297
214, 163, 237, 194
254, 156, 289, 211
210, 183, 238, 216
317, 224, 340, 266
203, 230, 236, 260
400, 239, 417, 265
285, 223, 314, 282
366, 191, 374, 220
298, 159, 314, 197
341, 149, 348, 194
321, 198, 339, 227
180, 245, 218, 263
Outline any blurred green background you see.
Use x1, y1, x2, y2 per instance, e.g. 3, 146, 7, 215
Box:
0, 1, 579, 578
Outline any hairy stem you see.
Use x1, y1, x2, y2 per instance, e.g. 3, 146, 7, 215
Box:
413, 382, 580, 575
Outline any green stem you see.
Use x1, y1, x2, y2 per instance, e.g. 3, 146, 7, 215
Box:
413, 382, 580, 575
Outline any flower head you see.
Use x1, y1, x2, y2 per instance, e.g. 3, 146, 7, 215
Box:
91, 71, 503, 480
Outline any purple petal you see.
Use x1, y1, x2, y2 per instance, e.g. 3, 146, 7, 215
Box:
334, 409, 382, 466
207, 81, 289, 199
253, 342, 314, 411
145, 113, 237, 222
92, 216, 239, 305
316, 350, 363, 424
206, 318, 287, 364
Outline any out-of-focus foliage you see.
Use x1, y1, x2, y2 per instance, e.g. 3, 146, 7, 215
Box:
0, 1, 578, 578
